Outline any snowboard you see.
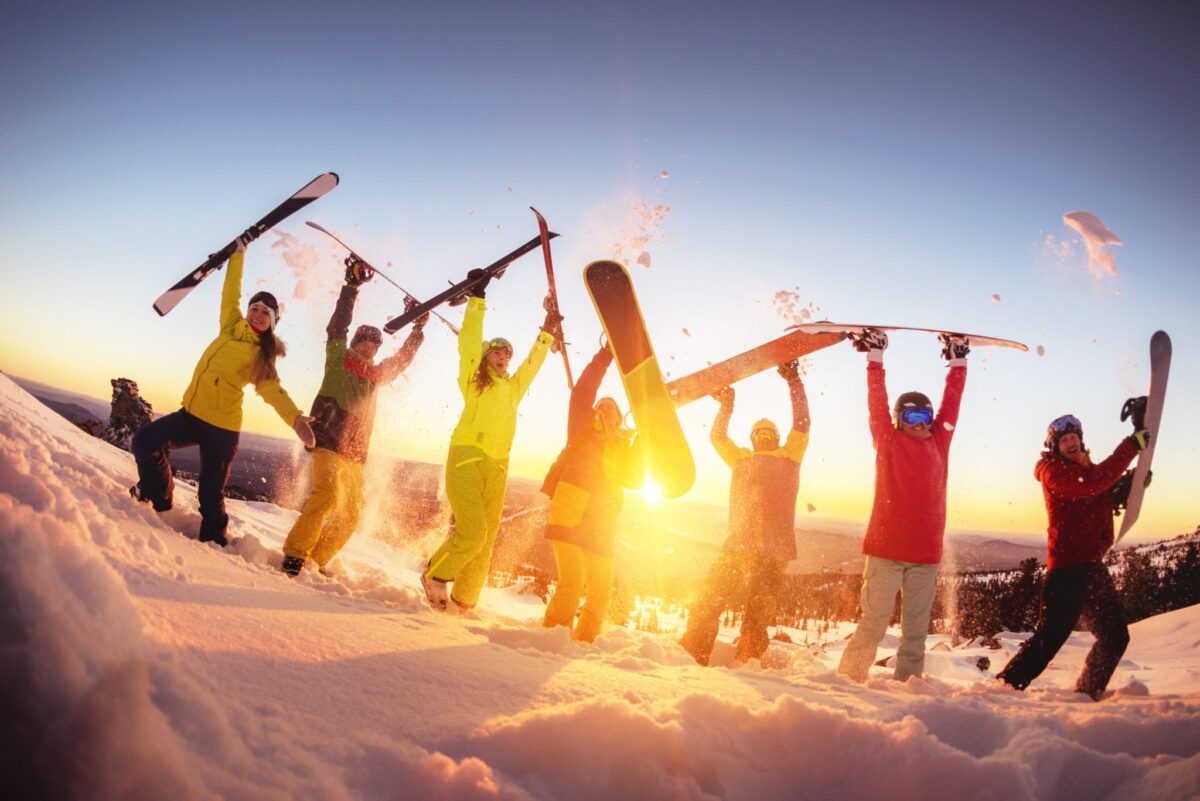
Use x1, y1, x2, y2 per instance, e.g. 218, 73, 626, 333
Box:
382, 232, 557, 334
1116, 330, 1171, 542
791, 321, 1029, 351
531, 207, 574, 388
584, 260, 695, 499
666, 328, 845, 407
305, 221, 460, 334
154, 172, 339, 316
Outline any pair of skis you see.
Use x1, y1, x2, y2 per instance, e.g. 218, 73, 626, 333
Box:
151, 177, 575, 387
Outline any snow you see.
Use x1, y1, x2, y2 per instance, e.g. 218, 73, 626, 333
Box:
1063, 211, 1123, 278
2, 372, 1198, 801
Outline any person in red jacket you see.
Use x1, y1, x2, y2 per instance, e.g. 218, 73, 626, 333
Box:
680, 360, 810, 667
997, 412, 1149, 700
837, 330, 967, 683
541, 344, 644, 643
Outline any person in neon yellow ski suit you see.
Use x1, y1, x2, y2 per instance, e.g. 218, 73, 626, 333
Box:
422, 270, 560, 612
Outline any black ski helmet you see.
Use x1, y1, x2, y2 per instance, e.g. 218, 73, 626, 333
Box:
893, 391, 932, 420
1045, 414, 1084, 452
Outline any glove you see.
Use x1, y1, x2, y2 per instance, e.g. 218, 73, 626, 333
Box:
467, 268, 492, 298
940, 334, 970, 363
542, 309, 565, 334
1131, 429, 1151, 451
711, 386, 735, 406
850, 329, 887, 362
344, 256, 374, 287
235, 226, 262, 252
777, 359, 801, 384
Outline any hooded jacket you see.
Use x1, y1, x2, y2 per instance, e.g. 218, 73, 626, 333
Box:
1036, 438, 1138, 570
180, 251, 302, 432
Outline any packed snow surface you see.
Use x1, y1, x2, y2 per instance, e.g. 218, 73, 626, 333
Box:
1, 373, 1197, 801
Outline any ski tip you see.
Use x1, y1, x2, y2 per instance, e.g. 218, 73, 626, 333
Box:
153, 303, 167, 317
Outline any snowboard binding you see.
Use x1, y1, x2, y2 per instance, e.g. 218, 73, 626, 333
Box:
1120, 395, 1148, 431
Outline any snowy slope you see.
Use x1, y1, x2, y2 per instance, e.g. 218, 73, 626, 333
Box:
1, 373, 1198, 801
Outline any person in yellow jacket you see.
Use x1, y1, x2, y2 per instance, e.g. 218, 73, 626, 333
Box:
131, 235, 315, 546
541, 344, 644, 642
421, 270, 560, 612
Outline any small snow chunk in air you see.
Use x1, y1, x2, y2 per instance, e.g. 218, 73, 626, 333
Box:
637, 251, 652, 269
991, 294, 1001, 303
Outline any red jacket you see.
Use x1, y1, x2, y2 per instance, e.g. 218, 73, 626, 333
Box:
1036, 438, 1138, 570
861, 362, 966, 564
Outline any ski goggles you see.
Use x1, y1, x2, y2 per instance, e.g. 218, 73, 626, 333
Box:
483, 337, 512, 353
899, 408, 934, 427
1049, 414, 1082, 433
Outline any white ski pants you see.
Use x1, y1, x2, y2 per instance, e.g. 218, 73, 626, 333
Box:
838, 556, 940, 682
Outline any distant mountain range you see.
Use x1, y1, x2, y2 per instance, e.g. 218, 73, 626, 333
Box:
10, 373, 1048, 575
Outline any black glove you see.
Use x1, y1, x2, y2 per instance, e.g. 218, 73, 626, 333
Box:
344, 256, 374, 287
850, 329, 888, 354
777, 359, 801, 384
940, 334, 970, 362
467, 268, 492, 298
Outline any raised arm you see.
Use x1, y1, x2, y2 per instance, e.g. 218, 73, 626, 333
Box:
710, 387, 742, 467
1039, 439, 1139, 499
377, 323, 426, 385
220, 249, 246, 333
326, 285, 359, 342
567, 345, 612, 440
512, 330, 554, 399
457, 297, 486, 395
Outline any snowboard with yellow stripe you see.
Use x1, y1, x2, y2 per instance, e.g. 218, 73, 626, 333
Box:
583, 260, 695, 499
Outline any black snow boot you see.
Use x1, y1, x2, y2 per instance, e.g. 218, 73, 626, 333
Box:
281, 556, 305, 577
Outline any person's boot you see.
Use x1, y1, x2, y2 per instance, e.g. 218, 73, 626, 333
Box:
421, 571, 450, 611
281, 556, 305, 577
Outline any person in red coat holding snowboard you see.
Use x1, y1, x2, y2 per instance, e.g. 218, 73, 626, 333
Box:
997, 412, 1149, 700
838, 330, 967, 683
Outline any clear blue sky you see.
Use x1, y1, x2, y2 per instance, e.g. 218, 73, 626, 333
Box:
2, 1, 1197, 541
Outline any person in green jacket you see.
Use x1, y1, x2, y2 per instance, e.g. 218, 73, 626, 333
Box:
132, 235, 314, 546
421, 270, 561, 612
281, 257, 429, 576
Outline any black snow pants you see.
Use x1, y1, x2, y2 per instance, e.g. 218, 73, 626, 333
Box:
997, 561, 1129, 699
132, 409, 240, 546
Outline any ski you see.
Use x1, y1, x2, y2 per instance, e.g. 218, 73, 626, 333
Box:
153, 172, 339, 316
1116, 330, 1171, 542
305, 221, 459, 335
584, 260, 694, 499
382, 232, 557, 334
531, 207, 573, 388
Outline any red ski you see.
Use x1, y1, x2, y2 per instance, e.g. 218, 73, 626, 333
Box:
531, 207, 573, 388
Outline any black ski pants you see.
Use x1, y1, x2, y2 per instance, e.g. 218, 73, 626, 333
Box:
132, 409, 240, 546
997, 561, 1129, 699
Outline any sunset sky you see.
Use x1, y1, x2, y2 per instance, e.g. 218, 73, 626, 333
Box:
2, 2, 1196, 543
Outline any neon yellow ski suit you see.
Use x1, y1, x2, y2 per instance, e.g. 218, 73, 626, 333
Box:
426, 297, 553, 607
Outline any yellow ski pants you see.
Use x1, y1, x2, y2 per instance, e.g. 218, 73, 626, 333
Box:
426, 446, 508, 607
283, 448, 364, 568
543, 540, 614, 643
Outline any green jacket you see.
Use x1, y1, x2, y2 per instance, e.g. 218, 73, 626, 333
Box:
310, 284, 424, 462
180, 251, 302, 432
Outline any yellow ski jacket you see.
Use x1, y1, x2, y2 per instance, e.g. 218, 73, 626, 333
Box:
449, 297, 553, 460
180, 251, 303, 433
